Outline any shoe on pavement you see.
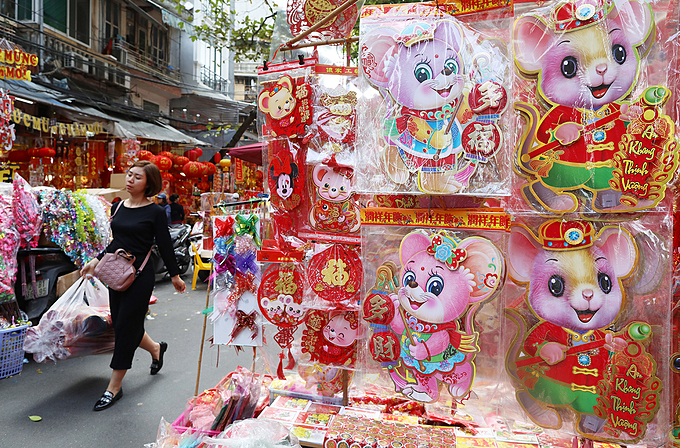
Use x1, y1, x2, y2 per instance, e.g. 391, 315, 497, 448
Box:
93, 389, 123, 411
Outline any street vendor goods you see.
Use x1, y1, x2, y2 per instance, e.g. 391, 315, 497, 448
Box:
512, 0, 678, 214
364, 229, 503, 403
505, 219, 663, 443
358, 4, 510, 195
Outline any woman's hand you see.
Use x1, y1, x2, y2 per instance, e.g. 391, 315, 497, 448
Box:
171, 275, 186, 294
80, 258, 99, 278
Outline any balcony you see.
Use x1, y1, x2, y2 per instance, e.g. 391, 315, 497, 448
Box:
200, 65, 229, 94
111, 38, 180, 83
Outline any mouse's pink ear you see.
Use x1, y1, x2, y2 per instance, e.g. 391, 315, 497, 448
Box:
361, 28, 398, 88
457, 237, 504, 303
507, 225, 542, 284
513, 15, 552, 74
399, 231, 430, 266
595, 226, 637, 279
610, 0, 653, 48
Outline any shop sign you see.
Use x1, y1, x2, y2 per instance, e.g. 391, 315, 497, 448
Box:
11, 107, 104, 137
0, 162, 19, 182
234, 157, 244, 183
0, 45, 38, 81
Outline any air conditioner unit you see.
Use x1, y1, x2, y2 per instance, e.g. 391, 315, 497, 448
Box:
111, 48, 128, 66
92, 58, 107, 79
64, 52, 85, 71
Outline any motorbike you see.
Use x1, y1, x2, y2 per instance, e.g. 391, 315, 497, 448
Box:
150, 223, 192, 278
14, 247, 78, 321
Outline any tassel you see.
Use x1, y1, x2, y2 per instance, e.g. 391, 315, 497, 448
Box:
276, 352, 286, 380
284, 348, 295, 370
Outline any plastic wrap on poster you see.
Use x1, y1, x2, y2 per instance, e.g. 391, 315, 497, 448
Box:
12, 173, 41, 249
356, 2, 512, 196
306, 243, 362, 308
257, 60, 315, 141
361, 208, 506, 405
286, 0, 364, 42
502, 209, 672, 445
510, 0, 680, 216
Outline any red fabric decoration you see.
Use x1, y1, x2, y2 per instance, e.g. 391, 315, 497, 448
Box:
307, 244, 362, 304
215, 216, 235, 238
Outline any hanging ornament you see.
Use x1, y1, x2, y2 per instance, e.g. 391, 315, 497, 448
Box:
307, 244, 362, 304
301, 309, 360, 368
0, 89, 15, 154
258, 263, 306, 378
287, 0, 361, 42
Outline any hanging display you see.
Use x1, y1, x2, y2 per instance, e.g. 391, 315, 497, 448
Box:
512, 0, 678, 215
357, 4, 511, 195
504, 218, 668, 444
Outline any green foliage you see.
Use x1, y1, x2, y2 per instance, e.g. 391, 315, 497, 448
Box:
171, 0, 419, 63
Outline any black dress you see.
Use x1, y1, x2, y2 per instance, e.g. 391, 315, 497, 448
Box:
98, 202, 179, 370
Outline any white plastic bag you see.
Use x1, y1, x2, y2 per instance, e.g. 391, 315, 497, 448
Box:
203, 419, 300, 448
23, 277, 114, 363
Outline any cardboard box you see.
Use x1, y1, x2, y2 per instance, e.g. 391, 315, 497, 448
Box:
56, 270, 81, 297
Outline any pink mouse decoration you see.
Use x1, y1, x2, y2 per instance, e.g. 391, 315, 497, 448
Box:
309, 156, 361, 233
374, 231, 502, 403
506, 220, 638, 436
514, 0, 656, 213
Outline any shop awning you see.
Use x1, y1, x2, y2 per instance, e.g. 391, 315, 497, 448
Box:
76, 106, 207, 145
227, 142, 263, 166
3, 79, 90, 114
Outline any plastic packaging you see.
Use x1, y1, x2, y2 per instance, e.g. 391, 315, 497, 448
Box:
23, 277, 114, 363
12, 173, 41, 249
501, 208, 672, 445
356, 2, 512, 196
509, 0, 680, 216
203, 419, 301, 448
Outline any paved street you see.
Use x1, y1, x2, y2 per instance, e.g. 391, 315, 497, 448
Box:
0, 269, 245, 448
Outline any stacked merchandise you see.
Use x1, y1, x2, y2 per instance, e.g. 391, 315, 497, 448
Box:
165, 0, 680, 446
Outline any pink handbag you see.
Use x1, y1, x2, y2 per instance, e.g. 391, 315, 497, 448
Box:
93, 203, 151, 292
94, 249, 151, 292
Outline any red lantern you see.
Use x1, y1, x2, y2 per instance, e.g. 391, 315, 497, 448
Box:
156, 156, 173, 171
203, 162, 216, 176
185, 150, 199, 161
27, 148, 41, 158
8, 151, 29, 163
199, 163, 209, 176
183, 161, 202, 178
198, 181, 210, 191
116, 153, 131, 168
139, 150, 153, 160
174, 156, 189, 170
213, 152, 221, 163
39, 147, 55, 157
159, 151, 175, 160
255, 170, 263, 180
194, 147, 203, 157
161, 172, 174, 182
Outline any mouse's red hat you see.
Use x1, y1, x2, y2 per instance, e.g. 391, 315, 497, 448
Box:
539, 219, 595, 250
552, 0, 611, 32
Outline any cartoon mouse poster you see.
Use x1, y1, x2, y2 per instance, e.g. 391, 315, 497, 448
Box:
513, 0, 678, 214
505, 219, 661, 442
258, 74, 313, 139
364, 230, 503, 403
359, 7, 510, 195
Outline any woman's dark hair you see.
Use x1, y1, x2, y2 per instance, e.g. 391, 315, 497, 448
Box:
131, 160, 162, 197
169, 193, 179, 202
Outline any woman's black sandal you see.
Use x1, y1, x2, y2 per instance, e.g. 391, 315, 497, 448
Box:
150, 341, 167, 375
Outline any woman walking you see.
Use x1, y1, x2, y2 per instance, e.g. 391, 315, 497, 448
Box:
81, 160, 186, 411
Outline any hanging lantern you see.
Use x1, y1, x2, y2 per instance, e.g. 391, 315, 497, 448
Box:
27, 148, 41, 158
194, 147, 203, 157
39, 147, 55, 157
185, 149, 199, 161
183, 161, 202, 178
8, 150, 29, 163
174, 155, 189, 170
138, 150, 154, 160
156, 156, 173, 171
203, 162, 216, 176
213, 152, 221, 163
198, 181, 210, 191
219, 158, 231, 169
161, 172, 174, 182
159, 151, 175, 160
